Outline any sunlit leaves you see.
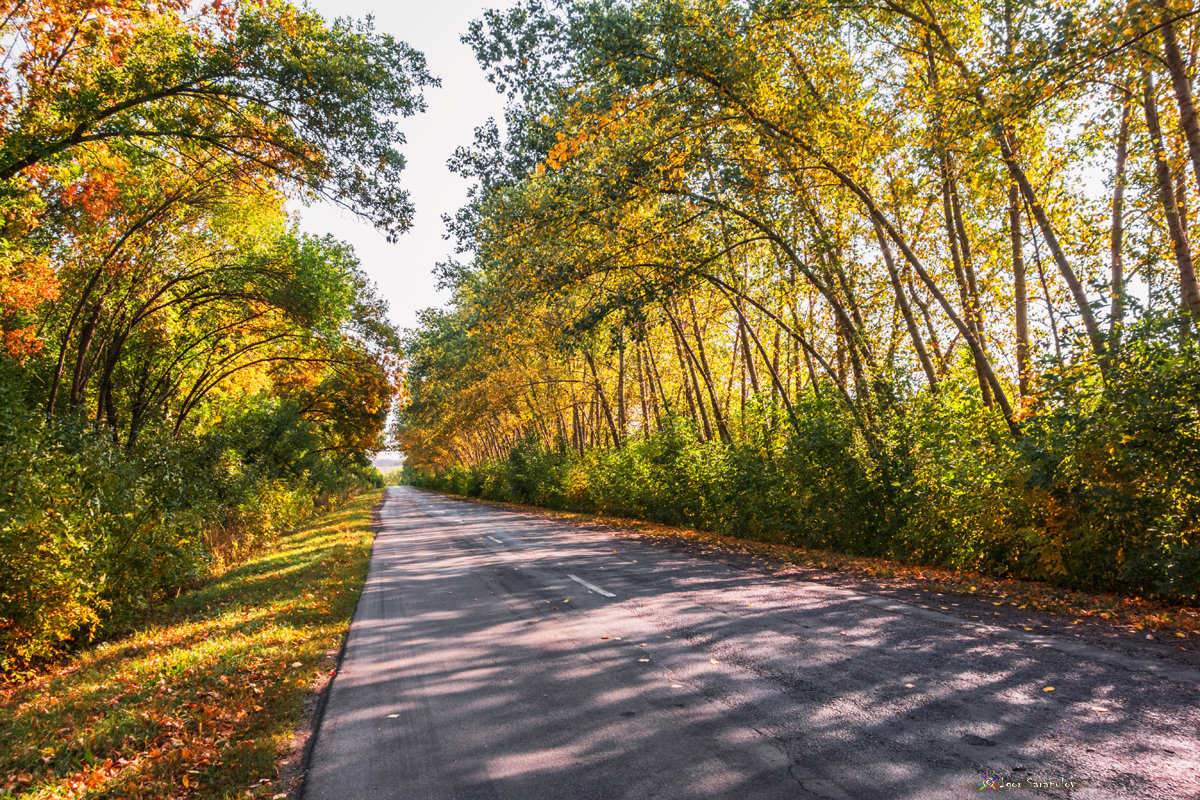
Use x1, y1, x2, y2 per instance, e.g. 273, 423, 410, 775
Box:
400, 0, 1200, 601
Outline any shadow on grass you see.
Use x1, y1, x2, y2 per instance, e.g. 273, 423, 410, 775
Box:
0, 490, 383, 800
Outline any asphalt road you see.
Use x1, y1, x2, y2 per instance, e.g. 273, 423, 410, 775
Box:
302, 486, 1200, 800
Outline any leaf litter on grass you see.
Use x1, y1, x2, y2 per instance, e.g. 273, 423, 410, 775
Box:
0, 490, 381, 800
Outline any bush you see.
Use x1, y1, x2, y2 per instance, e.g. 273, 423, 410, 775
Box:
0, 390, 378, 677
405, 336, 1200, 603
1016, 318, 1200, 598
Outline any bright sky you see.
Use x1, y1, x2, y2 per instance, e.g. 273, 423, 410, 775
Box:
298, 0, 514, 332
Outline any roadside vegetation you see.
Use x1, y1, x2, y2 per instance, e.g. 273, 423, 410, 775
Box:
0, 490, 379, 800
399, 0, 1200, 603
0, 1, 430, 675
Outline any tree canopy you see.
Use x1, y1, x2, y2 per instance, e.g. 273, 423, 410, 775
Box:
0, 0, 433, 673
399, 0, 1200, 601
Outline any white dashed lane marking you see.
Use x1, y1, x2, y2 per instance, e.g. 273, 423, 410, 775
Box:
569, 573, 616, 598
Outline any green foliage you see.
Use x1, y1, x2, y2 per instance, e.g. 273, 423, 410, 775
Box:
0, 0, 416, 678
405, 0, 1200, 606
890, 389, 1026, 575
0, 386, 379, 677
407, 346, 1200, 602
1015, 316, 1200, 599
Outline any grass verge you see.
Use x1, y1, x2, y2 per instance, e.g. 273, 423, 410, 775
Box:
0, 489, 382, 800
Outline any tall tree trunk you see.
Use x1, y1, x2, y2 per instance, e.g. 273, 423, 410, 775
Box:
68, 303, 101, 409
572, 403, 583, 455
738, 308, 802, 436
686, 297, 731, 441
739, 319, 761, 395
907, 274, 945, 374
949, 173, 987, 360
645, 341, 671, 419
799, 301, 821, 398
1159, 3, 1200, 200
95, 335, 128, 431
616, 341, 627, 439
722, 324, 740, 420
1145, 70, 1200, 322
1026, 209, 1063, 360
1004, 0, 1029, 396
46, 328, 76, 418
668, 307, 715, 441
1010, 183, 1031, 396
942, 158, 993, 406
997, 131, 1108, 358
1110, 99, 1131, 343
667, 320, 703, 435
585, 351, 622, 447
556, 412, 569, 453
875, 220, 938, 392
771, 325, 782, 399
635, 345, 651, 434
1177, 161, 1191, 238
804, 200, 878, 373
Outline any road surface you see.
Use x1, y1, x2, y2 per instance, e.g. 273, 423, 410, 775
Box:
302, 486, 1200, 799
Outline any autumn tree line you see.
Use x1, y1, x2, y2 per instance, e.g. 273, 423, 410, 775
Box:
398, 0, 1200, 601
0, 0, 433, 674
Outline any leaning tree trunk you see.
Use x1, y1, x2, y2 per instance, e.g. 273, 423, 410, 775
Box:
1145, 70, 1200, 322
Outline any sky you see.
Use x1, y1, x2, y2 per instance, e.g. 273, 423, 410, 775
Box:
298, 0, 515, 332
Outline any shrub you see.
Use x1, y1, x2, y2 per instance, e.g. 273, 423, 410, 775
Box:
0, 391, 378, 677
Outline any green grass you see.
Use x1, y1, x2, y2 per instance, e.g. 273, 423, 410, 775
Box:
0, 489, 382, 799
